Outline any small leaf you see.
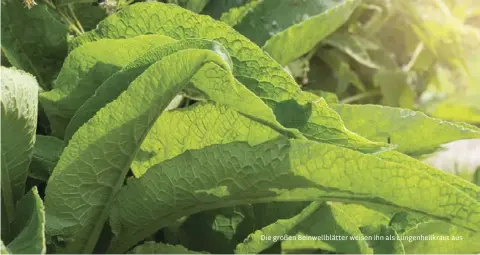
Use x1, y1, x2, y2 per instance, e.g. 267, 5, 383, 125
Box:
7, 187, 46, 255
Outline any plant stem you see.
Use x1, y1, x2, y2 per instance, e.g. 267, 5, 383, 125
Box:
340, 90, 381, 104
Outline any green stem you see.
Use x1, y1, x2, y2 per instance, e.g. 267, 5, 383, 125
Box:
340, 90, 381, 104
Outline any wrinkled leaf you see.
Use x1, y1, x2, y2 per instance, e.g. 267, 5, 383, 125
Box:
129, 242, 207, 254
1, 67, 38, 238
29, 135, 65, 181
108, 138, 480, 253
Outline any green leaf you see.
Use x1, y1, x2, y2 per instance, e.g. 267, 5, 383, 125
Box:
262, 0, 361, 66
360, 225, 404, 254
280, 202, 372, 254
374, 70, 416, 108
64, 38, 233, 141
1, 241, 11, 254
172, 205, 256, 254
44, 47, 282, 253
132, 103, 280, 177
401, 221, 480, 253
1, 0, 68, 89
317, 49, 366, 92
7, 187, 46, 255
129, 242, 207, 254
108, 138, 480, 253
323, 32, 380, 69
219, 0, 261, 27
39, 35, 176, 138
1, 67, 38, 239
69, 2, 388, 152
73, 3, 107, 32
236, 202, 371, 254
331, 104, 480, 155
29, 135, 65, 182
202, 0, 247, 19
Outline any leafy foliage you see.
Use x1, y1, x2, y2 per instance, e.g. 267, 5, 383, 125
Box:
1, 0, 480, 254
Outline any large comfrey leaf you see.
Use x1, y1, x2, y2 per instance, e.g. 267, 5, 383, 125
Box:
1, 67, 38, 239
69, 2, 388, 152
44, 47, 297, 253
6, 187, 46, 255
131, 103, 280, 177
39, 35, 176, 137
64, 38, 235, 141
331, 104, 480, 156
323, 32, 380, 69
222, 0, 361, 66
108, 138, 480, 253
1, 0, 68, 90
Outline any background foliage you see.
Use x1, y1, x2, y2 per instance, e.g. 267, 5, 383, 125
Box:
1, 0, 480, 254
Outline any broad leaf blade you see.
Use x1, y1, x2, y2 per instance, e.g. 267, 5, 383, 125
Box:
331, 104, 480, 155
7, 187, 46, 255
108, 138, 480, 253
69, 2, 388, 152
43, 49, 252, 253
1, 67, 38, 239
39, 35, 175, 137
1, 0, 68, 89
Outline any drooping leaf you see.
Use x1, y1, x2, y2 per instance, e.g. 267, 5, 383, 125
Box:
129, 242, 207, 254
323, 32, 380, 69
108, 138, 480, 253
64, 38, 233, 141
29, 135, 65, 182
1, 0, 68, 89
70, 2, 389, 153
44, 47, 292, 253
39, 35, 176, 138
1, 67, 38, 239
6, 187, 46, 255
331, 104, 480, 155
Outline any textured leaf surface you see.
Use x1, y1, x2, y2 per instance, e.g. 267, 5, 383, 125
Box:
1, 0, 68, 89
129, 242, 207, 254
1, 67, 38, 238
108, 138, 480, 253
262, 0, 361, 66
39, 35, 174, 137
7, 187, 46, 254
280, 203, 371, 254
132, 103, 279, 177
64, 38, 225, 141
331, 104, 480, 155
69, 2, 387, 152
401, 220, 480, 253
29, 135, 65, 181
